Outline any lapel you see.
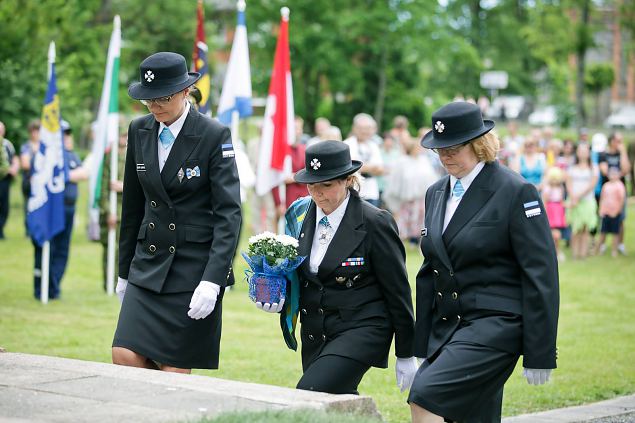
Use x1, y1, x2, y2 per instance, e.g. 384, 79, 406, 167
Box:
317, 193, 366, 279
138, 118, 172, 206
429, 177, 453, 270
297, 201, 318, 282
442, 162, 496, 246
160, 107, 202, 187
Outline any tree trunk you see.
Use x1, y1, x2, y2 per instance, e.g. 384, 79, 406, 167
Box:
374, 46, 388, 129
575, 0, 591, 129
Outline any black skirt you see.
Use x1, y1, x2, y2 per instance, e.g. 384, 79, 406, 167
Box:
112, 282, 223, 369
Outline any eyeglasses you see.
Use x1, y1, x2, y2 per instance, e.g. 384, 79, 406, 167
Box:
433, 142, 469, 156
140, 95, 174, 106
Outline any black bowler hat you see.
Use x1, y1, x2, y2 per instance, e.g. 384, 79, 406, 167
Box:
128, 52, 200, 100
421, 101, 495, 149
294, 141, 363, 184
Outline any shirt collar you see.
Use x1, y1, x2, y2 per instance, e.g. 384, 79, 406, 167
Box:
449, 161, 485, 195
315, 191, 351, 233
158, 100, 190, 141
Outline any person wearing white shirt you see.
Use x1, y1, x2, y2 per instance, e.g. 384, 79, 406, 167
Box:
410, 102, 559, 423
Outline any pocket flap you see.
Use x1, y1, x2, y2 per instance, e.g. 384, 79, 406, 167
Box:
185, 225, 214, 243
338, 303, 386, 321
137, 224, 147, 240
476, 293, 521, 315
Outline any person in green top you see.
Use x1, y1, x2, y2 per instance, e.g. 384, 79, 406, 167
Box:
99, 131, 127, 291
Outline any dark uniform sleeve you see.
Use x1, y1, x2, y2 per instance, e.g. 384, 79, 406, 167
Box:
202, 127, 242, 286
118, 122, 145, 280
414, 189, 435, 358
509, 183, 559, 369
370, 209, 415, 358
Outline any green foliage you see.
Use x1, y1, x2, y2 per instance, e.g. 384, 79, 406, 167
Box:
247, 233, 299, 264
585, 63, 615, 93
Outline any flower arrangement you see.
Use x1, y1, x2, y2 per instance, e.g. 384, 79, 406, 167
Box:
242, 232, 305, 304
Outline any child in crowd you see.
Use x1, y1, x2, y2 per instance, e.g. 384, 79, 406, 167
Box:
566, 143, 598, 259
596, 168, 626, 257
543, 167, 567, 261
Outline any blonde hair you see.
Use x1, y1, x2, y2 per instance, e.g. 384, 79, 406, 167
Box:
470, 132, 499, 162
344, 174, 361, 192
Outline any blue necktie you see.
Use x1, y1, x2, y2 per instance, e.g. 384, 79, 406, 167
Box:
319, 216, 331, 228
159, 127, 175, 149
453, 180, 465, 198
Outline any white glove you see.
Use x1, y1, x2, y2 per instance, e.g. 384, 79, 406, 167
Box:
255, 298, 285, 313
523, 368, 552, 385
188, 281, 221, 320
416, 357, 426, 366
116, 278, 128, 303
395, 357, 419, 392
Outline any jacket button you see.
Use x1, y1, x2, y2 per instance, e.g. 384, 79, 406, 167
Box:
308, 334, 314, 341
169, 246, 175, 254
442, 317, 448, 321
452, 292, 458, 300
303, 281, 309, 288
457, 315, 461, 320
335, 276, 346, 283
437, 292, 442, 298
449, 271, 454, 277
150, 200, 157, 208
318, 286, 324, 291
148, 222, 155, 229
433, 269, 439, 276
169, 223, 175, 231
318, 308, 324, 315
301, 308, 307, 315
322, 334, 326, 341
149, 244, 157, 253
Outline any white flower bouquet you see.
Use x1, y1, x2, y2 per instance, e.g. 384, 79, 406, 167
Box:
242, 232, 306, 304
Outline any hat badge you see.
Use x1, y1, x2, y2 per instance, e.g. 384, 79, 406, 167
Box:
435, 121, 445, 133
310, 158, 321, 170
144, 70, 155, 83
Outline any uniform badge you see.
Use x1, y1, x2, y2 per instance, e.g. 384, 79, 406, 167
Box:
523, 200, 541, 218
186, 166, 201, 179
177, 167, 185, 183
136, 163, 146, 172
222, 143, 235, 159
421, 227, 428, 237
341, 257, 364, 267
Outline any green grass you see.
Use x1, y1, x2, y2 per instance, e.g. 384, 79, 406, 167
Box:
1, 182, 634, 422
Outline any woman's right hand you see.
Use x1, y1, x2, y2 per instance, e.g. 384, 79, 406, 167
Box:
256, 299, 285, 313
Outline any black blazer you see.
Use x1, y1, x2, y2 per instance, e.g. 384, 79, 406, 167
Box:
414, 161, 559, 369
118, 107, 242, 293
296, 190, 415, 369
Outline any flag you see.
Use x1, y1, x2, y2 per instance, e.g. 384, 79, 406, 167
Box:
255, 7, 294, 196
217, 0, 252, 125
88, 15, 120, 240
27, 41, 66, 246
192, 0, 211, 114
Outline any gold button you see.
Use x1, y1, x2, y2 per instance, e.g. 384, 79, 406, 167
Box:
437, 292, 443, 298
335, 276, 346, 283
319, 286, 324, 291
169, 223, 175, 230
308, 334, 314, 341
452, 292, 458, 300
150, 200, 157, 208
148, 222, 155, 229
149, 244, 157, 253
301, 308, 307, 315
457, 315, 461, 320
322, 334, 326, 341
433, 269, 439, 276
169, 246, 175, 254
303, 281, 309, 288
318, 308, 324, 315
449, 271, 454, 277
442, 317, 448, 321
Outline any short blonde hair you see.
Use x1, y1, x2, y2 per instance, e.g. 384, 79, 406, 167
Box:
344, 174, 361, 192
470, 132, 499, 162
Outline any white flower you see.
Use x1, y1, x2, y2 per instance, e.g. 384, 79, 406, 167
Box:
310, 158, 321, 170
145, 70, 155, 83
275, 233, 299, 248
434, 120, 445, 133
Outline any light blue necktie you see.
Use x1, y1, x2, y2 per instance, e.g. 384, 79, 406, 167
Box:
319, 216, 331, 229
159, 127, 175, 149
452, 180, 465, 198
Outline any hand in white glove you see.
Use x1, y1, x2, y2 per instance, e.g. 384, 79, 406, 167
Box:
255, 298, 285, 313
116, 278, 128, 304
416, 357, 426, 366
523, 368, 552, 385
395, 357, 419, 392
188, 281, 221, 320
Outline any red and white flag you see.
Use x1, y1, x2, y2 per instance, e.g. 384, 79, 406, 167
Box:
256, 7, 294, 196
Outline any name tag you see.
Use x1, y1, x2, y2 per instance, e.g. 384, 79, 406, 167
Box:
136, 163, 146, 172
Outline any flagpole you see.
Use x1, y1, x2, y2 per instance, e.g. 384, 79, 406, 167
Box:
40, 41, 56, 305
106, 15, 121, 296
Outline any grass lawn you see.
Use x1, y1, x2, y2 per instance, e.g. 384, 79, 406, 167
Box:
1, 182, 634, 423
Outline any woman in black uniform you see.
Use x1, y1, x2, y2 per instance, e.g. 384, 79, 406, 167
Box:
258, 141, 418, 394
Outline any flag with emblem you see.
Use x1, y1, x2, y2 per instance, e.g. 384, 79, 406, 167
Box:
256, 7, 294, 195
192, 0, 211, 114
27, 41, 67, 247
88, 15, 120, 241
217, 0, 252, 126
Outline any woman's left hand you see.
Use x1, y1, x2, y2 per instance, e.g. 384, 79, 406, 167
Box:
395, 356, 419, 392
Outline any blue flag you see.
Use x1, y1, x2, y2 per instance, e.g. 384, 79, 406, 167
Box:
27, 42, 67, 247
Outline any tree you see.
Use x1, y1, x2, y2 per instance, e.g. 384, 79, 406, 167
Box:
585, 63, 615, 125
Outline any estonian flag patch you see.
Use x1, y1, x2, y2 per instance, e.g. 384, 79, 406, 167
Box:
222, 143, 235, 159
523, 200, 541, 218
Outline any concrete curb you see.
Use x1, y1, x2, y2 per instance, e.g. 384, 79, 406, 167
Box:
0, 352, 381, 423
503, 394, 635, 422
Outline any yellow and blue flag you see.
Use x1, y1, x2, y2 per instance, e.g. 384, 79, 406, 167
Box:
27, 41, 67, 246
